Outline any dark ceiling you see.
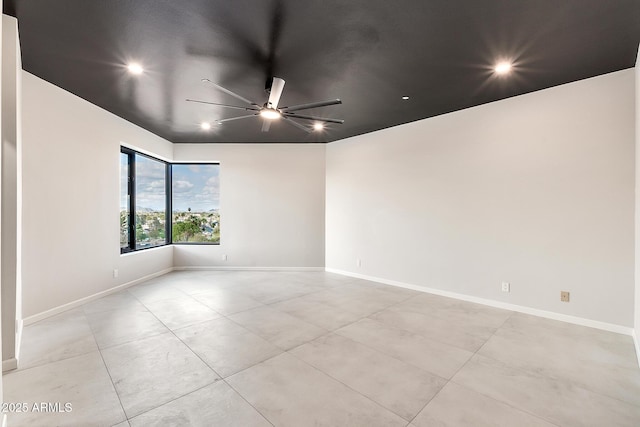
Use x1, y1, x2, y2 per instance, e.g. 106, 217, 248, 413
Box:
5, 0, 640, 143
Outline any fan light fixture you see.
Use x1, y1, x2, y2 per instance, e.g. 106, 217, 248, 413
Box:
200, 122, 211, 130
260, 109, 281, 120
187, 77, 344, 133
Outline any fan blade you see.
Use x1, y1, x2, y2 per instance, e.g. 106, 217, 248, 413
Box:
265, 0, 284, 80
282, 116, 311, 133
216, 114, 259, 124
267, 77, 286, 108
283, 113, 344, 124
186, 99, 260, 111
261, 120, 272, 132
201, 79, 259, 107
281, 99, 342, 112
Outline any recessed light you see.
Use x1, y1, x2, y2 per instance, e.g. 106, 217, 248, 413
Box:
127, 62, 144, 75
402, 96, 409, 100
313, 122, 324, 131
260, 109, 281, 120
494, 61, 512, 75
200, 122, 211, 130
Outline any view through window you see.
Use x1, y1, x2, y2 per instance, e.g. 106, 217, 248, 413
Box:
172, 164, 221, 243
119, 152, 130, 250
134, 154, 167, 249
120, 148, 220, 252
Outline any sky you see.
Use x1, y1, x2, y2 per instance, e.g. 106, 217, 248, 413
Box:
120, 154, 220, 212
172, 164, 220, 211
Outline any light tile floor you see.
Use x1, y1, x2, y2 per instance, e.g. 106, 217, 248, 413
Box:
3, 271, 640, 426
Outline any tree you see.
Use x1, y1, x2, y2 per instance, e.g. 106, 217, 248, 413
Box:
136, 224, 148, 241
172, 219, 200, 242
120, 211, 129, 245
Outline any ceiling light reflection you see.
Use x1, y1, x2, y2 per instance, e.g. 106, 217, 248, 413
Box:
127, 63, 144, 75
494, 61, 512, 75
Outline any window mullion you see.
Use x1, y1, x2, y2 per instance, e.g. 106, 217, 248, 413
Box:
129, 151, 136, 251
166, 163, 172, 245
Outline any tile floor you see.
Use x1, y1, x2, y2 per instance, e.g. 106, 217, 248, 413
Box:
3, 270, 640, 426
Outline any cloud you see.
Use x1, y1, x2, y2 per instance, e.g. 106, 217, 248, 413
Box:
201, 176, 220, 195
138, 179, 166, 195
173, 172, 220, 211
136, 157, 166, 179
173, 180, 194, 193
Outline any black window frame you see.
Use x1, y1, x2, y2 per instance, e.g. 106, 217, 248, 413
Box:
120, 147, 220, 254
120, 150, 132, 251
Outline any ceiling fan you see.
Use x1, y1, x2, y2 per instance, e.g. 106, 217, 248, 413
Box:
187, 77, 344, 133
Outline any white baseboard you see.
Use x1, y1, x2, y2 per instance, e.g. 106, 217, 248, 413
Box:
23, 267, 174, 326
326, 268, 633, 336
2, 357, 17, 372
633, 330, 640, 369
173, 266, 325, 272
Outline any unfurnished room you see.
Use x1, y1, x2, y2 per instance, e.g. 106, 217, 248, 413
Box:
0, 1, 640, 426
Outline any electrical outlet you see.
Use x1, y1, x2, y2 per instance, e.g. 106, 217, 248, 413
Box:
222, 254, 228, 261
356, 258, 362, 267
501, 282, 510, 292
560, 291, 570, 302
113, 269, 119, 278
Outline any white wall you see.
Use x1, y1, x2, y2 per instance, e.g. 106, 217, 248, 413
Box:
173, 144, 326, 268
327, 69, 635, 327
635, 48, 640, 348
21, 72, 174, 318
0, 1, 5, 409
2, 14, 20, 367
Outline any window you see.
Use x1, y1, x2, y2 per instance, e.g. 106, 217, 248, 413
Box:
120, 148, 220, 253
134, 154, 168, 249
172, 164, 220, 244
120, 152, 130, 250
120, 148, 169, 252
